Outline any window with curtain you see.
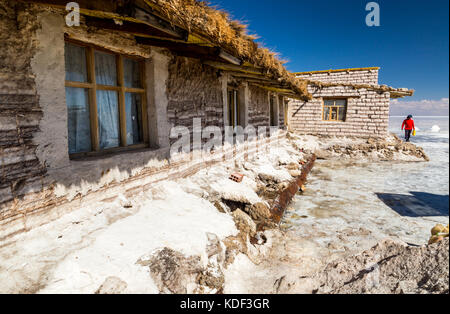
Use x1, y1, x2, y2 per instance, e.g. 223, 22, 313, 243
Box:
323, 99, 347, 122
64, 41, 147, 156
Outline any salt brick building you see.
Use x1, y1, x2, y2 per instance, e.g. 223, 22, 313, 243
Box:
288, 68, 413, 138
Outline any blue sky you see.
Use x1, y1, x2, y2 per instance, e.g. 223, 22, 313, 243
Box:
209, 0, 449, 115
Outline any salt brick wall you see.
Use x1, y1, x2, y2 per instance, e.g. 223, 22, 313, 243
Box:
296, 69, 379, 86
289, 85, 391, 138
167, 57, 224, 146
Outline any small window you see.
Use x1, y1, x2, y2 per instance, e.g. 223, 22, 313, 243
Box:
323, 99, 347, 122
269, 95, 278, 126
227, 89, 240, 128
64, 41, 148, 156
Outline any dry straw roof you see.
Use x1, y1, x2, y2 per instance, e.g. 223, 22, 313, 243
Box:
143, 0, 309, 98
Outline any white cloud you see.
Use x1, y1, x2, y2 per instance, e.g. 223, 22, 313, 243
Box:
390, 98, 449, 116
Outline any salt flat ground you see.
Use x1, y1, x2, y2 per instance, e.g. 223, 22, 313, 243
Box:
225, 117, 449, 293
0, 118, 447, 294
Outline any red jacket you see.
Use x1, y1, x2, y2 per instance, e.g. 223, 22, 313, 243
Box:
402, 119, 415, 130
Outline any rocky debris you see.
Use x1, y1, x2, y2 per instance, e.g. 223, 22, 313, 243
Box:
233, 209, 257, 237
95, 276, 128, 294
137, 248, 203, 294
429, 224, 449, 245
137, 234, 230, 294
312, 238, 450, 294
222, 233, 248, 267
319, 136, 429, 162
197, 233, 226, 293
213, 201, 228, 214
286, 162, 300, 171
257, 166, 292, 184
315, 149, 333, 160
288, 170, 302, 177
245, 202, 272, 222
210, 178, 261, 205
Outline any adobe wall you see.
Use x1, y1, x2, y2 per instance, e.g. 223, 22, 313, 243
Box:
0, 6, 173, 228
248, 85, 270, 129
0, 1, 45, 220
0, 4, 285, 236
167, 56, 224, 146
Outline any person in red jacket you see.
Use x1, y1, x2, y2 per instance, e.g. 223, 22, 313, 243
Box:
402, 115, 415, 142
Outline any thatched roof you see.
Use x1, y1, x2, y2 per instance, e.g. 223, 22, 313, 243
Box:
141, 0, 309, 98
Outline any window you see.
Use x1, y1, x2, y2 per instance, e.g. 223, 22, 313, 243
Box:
283, 98, 289, 127
269, 95, 278, 126
227, 89, 240, 128
64, 41, 148, 156
323, 99, 347, 122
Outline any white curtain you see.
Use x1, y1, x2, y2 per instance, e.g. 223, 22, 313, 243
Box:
66, 87, 92, 154
65, 42, 87, 82
95, 52, 120, 149
125, 93, 142, 145
97, 90, 119, 149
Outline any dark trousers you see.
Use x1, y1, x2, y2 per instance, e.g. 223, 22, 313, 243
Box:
405, 130, 412, 142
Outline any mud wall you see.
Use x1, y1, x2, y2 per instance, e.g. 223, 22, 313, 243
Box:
0, 7, 173, 227
248, 85, 270, 129
289, 85, 390, 138
167, 57, 224, 145
0, 1, 46, 220
0, 3, 284, 234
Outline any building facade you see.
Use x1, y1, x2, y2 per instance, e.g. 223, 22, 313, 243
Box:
0, 0, 300, 237
288, 68, 413, 138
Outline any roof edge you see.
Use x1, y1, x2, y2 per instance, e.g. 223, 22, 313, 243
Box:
293, 67, 380, 75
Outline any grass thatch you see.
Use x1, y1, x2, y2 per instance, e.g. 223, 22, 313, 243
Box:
145, 0, 310, 99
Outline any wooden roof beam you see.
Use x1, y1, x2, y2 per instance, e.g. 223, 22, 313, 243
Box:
203, 61, 264, 76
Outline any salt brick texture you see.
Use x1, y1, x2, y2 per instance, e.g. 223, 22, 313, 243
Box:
289, 84, 391, 138
296, 69, 379, 86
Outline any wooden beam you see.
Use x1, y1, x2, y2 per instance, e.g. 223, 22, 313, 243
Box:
133, 7, 188, 40
203, 61, 264, 76
135, 37, 242, 65
218, 50, 241, 66
252, 84, 294, 94
85, 17, 181, 41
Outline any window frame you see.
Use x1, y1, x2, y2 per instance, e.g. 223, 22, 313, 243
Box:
322, 98, 348, 122
64, 39, 149, 159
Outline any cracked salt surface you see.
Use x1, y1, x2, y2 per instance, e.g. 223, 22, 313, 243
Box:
284, 116, 449, 257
